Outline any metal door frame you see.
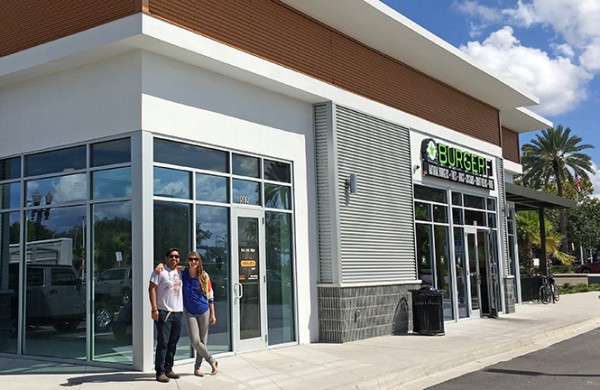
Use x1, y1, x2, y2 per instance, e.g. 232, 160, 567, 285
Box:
231, 207, 267, 353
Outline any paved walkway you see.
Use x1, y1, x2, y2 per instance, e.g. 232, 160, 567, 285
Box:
2, 292, 600, 389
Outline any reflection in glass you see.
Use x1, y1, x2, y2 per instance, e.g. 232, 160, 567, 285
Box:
414, 184, 446, 203
196, 173, 228, 203
153, 201, 191, 263
153, 167, 190, 199
196, 205, 230, 354
238, 217, 260, 339
0, 157, 20, 181
264, 160, 291, 183
93, 167, 131, 200
25, 146, 86, 177
24, 205, 86, 359
233, 154, 260, 178
434, 225, 453, 320
265, 212, 295, 345
414, 202, 431, 221
91, 138, 131, 167
0, 182, 20, 210
1, 211, 19, 353
454, 227, 468, 319
264, 184, 291, 210
464, 209, 486, 226
432, 205, 447, 223
452, 208, 463, 225
92, 202, 132, 364
26, 173, 87, 210
415, 223, 433, 286
464, 194, 486, 209
154, 138, 228, 173
232, 179, 260, 206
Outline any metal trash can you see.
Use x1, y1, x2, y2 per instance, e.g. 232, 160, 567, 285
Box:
410, 286, 445, 335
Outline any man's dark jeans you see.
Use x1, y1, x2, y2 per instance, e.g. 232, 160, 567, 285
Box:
154, 310, 182, 375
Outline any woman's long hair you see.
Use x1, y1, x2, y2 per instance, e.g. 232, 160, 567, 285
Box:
187, 251, 208, 293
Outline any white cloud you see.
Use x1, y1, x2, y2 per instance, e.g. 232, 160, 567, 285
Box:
589, 162, 600, 199
503, 0, 600, 71
453, 0, 600, 115
460, 26, 592, 115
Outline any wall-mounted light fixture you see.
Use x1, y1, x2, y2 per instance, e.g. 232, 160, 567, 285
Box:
346, 173, 358, 194
413, 164, 420, 174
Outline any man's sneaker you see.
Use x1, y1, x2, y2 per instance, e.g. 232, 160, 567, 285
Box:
165, 371, 180, 379
156, 373, 170, 383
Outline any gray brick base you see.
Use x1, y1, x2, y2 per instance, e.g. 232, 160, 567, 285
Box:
318, 283, 419, 343
504, 277, 516, 313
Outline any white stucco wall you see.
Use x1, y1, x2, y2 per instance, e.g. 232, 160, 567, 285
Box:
139, 52, 318, 345
0, 52, 142, 157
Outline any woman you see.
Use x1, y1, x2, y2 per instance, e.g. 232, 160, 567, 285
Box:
156, 251, 218, 376
182, 251, 218, 376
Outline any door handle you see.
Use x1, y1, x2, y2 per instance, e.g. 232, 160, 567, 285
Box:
234, 283, 244, 299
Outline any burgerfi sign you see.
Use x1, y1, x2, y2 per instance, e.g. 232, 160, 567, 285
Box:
420, 138, 495, 190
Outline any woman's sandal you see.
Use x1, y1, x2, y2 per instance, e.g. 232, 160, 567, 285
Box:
210, 361, 218, 376
194, 369, 204, 377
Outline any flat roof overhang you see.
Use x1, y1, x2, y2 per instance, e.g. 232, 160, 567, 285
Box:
505, 182, 576, 211
281, 0, 538, 111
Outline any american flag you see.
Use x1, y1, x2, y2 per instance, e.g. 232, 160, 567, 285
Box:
574, 172, 582, 193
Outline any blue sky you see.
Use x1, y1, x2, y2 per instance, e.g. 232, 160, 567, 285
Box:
382, 0, 600, 194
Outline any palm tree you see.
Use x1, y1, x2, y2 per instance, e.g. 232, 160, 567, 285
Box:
517, 211, 574, 276
521, 125, 594, 250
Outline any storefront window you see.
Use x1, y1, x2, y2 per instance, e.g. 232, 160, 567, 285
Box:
434, 225, 453, 320
232, 179, 261, 206
414, 184, 446, 203
0, 182, 20, 210
264, 184, 291, 210
92, 202, 132, 364
92, 167, 131, 199
23, 205, 87, 359
264, 160, 291, 183
415, 223, 433, 286
153, 167, 191, 199
25, 146, 86, 177
454, 227, 468, 319
265, 212, 295, 345
196, 205, 230, 354
91, 138, 131, 167
233, 154, 260, 178
196, 173, 229, 203
0, 157, 21, 181
154, 138, 228, 173
0, 211, 19, 354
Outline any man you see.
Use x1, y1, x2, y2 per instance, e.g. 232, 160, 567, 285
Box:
149, 247, 183, 383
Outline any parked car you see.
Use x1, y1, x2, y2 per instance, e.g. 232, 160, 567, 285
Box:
575, 261, 600, 273
95, 266, 132, 306
9, 263, 85, 332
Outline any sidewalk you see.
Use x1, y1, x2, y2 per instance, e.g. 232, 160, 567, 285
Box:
2, 292, 600, 390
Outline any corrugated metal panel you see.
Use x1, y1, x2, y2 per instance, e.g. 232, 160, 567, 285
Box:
497, 158, 510, 275
335, 105, 416, 283
314, 102, 336, 283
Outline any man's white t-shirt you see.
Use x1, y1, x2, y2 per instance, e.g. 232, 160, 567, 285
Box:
150, 265, 183, 312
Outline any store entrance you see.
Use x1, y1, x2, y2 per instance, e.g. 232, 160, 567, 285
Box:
231, 208, 267, 352
465, 228, 498, 318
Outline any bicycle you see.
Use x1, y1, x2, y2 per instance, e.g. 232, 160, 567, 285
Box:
539, 275, 560, 304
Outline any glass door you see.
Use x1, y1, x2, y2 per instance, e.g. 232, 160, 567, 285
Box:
232, 208, 267, 352
465, 228, 497, 318
466, 231, 481, 318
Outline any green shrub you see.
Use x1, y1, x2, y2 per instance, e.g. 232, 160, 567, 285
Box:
559, 283, 600, 294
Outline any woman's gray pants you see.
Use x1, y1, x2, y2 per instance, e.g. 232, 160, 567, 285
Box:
184, 310, 215, 370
